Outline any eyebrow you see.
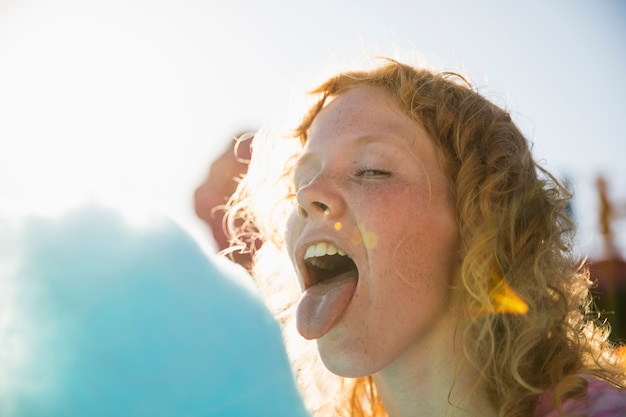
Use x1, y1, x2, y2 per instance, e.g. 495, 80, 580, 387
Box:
296, 134, 404, 169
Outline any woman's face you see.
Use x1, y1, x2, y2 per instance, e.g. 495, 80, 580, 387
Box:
285, 85, 461, 377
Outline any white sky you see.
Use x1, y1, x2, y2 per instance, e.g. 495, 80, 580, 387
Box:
0, 0, 625, 258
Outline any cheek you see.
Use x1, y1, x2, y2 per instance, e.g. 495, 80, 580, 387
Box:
380, 195, 459, 286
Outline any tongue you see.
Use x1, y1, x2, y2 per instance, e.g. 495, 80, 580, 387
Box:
296, 270, 358, 340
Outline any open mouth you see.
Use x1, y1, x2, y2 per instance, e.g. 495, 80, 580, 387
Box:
297, 241, 360, 339
303, 242, 358, 288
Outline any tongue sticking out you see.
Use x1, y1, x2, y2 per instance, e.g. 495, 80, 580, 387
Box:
296, 270, 358, 340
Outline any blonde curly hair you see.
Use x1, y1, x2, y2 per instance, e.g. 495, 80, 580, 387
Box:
226, 59, 626, 417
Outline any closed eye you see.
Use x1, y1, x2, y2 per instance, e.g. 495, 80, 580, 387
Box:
356, 168, 391, 178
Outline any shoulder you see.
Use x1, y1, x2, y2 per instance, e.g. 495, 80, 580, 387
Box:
535, 375, 626, 417
584, 375, 626, 417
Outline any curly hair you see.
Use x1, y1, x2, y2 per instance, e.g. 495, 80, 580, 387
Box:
226, 59, 626, 417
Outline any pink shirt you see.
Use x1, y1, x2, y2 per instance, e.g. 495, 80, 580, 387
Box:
535, 376, 626, 417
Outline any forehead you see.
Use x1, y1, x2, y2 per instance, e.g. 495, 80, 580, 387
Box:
308, 85, 409, 137
304, 85, 432, 154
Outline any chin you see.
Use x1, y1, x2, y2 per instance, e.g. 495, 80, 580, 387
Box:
317, 340, 386, 378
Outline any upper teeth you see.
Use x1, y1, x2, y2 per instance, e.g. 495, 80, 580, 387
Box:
304, 242, 347, 260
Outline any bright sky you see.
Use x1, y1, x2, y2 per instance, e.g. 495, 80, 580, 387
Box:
1, 0, 625, 258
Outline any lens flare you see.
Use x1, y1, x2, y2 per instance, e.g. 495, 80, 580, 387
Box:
488, 268, 529, 315
350, 224, 379, 249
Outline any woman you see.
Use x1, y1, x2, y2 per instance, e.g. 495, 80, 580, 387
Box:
226, 59, 626, 416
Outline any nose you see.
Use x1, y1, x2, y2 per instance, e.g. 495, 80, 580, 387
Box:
296, 174, 343, 221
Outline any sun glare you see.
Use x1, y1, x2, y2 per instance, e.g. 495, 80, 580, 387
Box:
0, 1, 209, 223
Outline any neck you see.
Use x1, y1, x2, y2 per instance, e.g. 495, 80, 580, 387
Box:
372, 318, 496, 417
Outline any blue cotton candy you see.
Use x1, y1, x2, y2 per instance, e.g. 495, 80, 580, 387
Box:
0, 205, 309, 417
